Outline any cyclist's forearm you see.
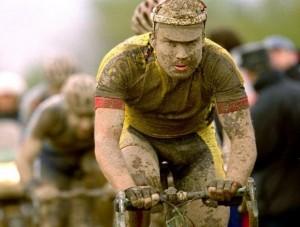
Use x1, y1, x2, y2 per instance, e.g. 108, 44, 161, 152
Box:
218, 108, 257, 185
94, 108, 134, 190
95, 139, 136, 190
226, 135, 256, 184
16, 137, 42, 185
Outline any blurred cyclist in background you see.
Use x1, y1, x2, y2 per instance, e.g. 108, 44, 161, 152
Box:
131, 0, 161, 35
16, 74, 114, 227
19, 54, 78, 125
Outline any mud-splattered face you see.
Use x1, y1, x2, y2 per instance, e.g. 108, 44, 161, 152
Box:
67, 110, 94, 139
152, 23, 204, 79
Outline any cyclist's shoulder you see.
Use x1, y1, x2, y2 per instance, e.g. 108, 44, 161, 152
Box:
98, 33, 150, 73
203, 38, 235, 65
21, 83, 48, 105
201, 38, 241, 82
33, 95, 64, 122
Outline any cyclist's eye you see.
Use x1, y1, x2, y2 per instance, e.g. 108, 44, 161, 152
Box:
168, 42, 177, 47
187, 40, 197, 46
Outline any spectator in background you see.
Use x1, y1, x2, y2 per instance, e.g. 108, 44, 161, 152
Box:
208, 27, 243, 52
231, 42, 268, 106
0, 71, 27, 121
237, 42, 300, 227
264, 35, 300, 81
20, 54, 78, 125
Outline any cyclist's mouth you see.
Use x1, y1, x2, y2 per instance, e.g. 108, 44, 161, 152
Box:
175, 64, 188, 72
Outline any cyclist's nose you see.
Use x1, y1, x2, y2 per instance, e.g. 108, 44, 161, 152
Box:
175, 44, 188, 60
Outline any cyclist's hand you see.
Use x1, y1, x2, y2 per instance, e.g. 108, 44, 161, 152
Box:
24, 179, 42, 196
33, 184, 59, 202
206, 180, 242, 201
125, 186, 159, 209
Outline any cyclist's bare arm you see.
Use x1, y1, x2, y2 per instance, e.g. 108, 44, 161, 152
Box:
16, 98, 56, 185
16, 136, 42, 185
94, 108, 136, 191
217, 107, 257, 185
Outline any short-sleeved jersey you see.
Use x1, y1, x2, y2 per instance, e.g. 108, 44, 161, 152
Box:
26, 95, 94, 153
96, 33, 247, 138
19, 83, 49, 126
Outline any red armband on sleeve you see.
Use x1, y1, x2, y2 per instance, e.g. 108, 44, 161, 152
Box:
94, 97, 125, 110
216, 97, 249, 114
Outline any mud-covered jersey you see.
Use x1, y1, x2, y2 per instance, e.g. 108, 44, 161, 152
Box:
26, 95, 94, 154
96, 33, 247, 138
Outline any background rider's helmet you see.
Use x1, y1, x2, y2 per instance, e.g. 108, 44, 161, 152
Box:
43, 55, 78, 93
151, 0, 207, 27
62, 74, 95, 115
131, 0, 161, 35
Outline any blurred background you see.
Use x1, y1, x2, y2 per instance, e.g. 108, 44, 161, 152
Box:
0, 1, 299, 226
1, 0, 299, 85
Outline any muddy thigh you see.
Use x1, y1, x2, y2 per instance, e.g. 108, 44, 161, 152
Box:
120, 126, 229, 226
174, 154, 229, 227
145, 125, 229, 227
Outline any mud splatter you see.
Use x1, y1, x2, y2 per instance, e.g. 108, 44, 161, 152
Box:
132, 156, 142, 169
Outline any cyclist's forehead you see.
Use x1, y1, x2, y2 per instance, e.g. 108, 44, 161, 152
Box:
156, 23, 203, 42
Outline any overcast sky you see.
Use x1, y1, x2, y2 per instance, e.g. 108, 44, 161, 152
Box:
0, 0, 290, 76
0, 0, 91, 75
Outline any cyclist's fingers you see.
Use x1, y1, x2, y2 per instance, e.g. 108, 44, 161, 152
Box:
126, 188, 143, 208
223, 181, 233, 201
216, 180, 225, 193
207, 186, 216, 196
134, 189, 144, 208
208, 187, 223, 201
125, 190, 136, 202
216, 181, 226, 200
230, 181, 241, 194
141, 188, 152, 209
208, 181, 226, 201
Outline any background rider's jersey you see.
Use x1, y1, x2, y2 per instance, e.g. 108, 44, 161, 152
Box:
26, 95, 94, 153
96, 33, 247, 138
25, 95, 94, 171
